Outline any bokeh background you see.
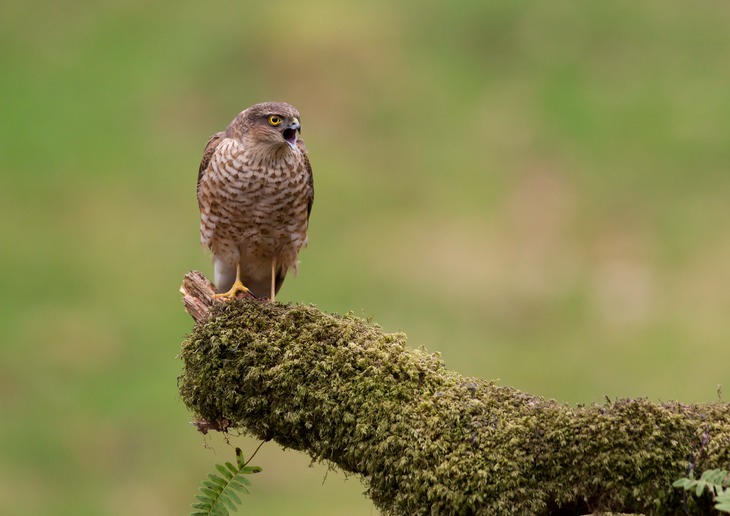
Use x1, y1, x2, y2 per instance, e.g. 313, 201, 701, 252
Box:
2, 1, 730, 514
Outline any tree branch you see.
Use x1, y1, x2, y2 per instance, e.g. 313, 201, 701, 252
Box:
178, 271, 730, 515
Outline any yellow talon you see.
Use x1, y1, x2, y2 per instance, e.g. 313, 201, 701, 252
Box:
213, 280, 252, 300
213, 263, 253, 301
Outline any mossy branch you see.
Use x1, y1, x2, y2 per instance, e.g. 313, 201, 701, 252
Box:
178, 271, 730, 515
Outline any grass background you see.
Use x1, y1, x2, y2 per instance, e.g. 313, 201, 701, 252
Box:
2, 1, 730, 514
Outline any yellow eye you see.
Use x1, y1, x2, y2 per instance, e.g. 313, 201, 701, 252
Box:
268, 115, 282, 126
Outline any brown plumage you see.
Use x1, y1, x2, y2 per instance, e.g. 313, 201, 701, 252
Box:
196, 102, 314, 301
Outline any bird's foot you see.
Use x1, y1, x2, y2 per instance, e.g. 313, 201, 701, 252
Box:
212, 280, 254, 301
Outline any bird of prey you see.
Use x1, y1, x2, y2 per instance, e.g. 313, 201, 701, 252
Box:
196, 102, 314, 302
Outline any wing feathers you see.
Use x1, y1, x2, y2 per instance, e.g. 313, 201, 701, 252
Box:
197, 131, 226, 204
297, 140, 314, 220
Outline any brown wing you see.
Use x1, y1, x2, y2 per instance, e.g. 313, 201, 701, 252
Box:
297, 139, 314, 219
197, 131, 226, 209
273, 145, 311, 293
270, 140, 314, 296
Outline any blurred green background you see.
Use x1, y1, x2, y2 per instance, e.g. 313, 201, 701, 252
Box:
2, 1, 730, 514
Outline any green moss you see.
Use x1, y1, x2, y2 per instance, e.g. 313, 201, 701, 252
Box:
179, 300, 730, 515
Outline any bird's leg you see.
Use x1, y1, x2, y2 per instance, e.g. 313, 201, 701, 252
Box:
270, 258, 276, 303
213, 263, 252, 300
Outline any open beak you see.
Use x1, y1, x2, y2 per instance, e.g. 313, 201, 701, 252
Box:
282, 118, 300, 149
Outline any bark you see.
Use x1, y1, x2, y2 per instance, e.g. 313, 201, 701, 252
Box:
178, 271, 730, 515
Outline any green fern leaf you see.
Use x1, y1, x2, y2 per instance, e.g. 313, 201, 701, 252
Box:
218, 492, 237, 513
718, 490, 730, 514
215, 463, 233, 479
200, 486, 219, 499
225, 487, 242, 506
228, 479, 250, 494
241, 465, 262, 475
672, 478, 691, 489
193, 497, 212, 512
207, 473, 228, 489
696, 481, 708, 497
702, 469, 728, 485
190, 447, 262, 516
233, 474, 252, 486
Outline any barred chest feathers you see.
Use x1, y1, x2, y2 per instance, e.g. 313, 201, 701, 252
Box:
204, 138, 310, 264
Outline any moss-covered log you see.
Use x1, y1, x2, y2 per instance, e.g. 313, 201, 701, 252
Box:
178, 272, 730, 515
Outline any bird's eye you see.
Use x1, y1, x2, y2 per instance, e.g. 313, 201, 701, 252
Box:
268, 115, 282, 126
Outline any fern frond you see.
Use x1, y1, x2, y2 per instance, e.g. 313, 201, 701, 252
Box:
190, 447, 262, 516
674, 468, 730, 514
717, 490, 730, 512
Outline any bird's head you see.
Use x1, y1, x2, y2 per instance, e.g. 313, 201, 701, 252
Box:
233, 101, 302, 151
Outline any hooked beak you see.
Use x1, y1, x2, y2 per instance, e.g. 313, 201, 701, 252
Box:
282, 117, 300, 149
